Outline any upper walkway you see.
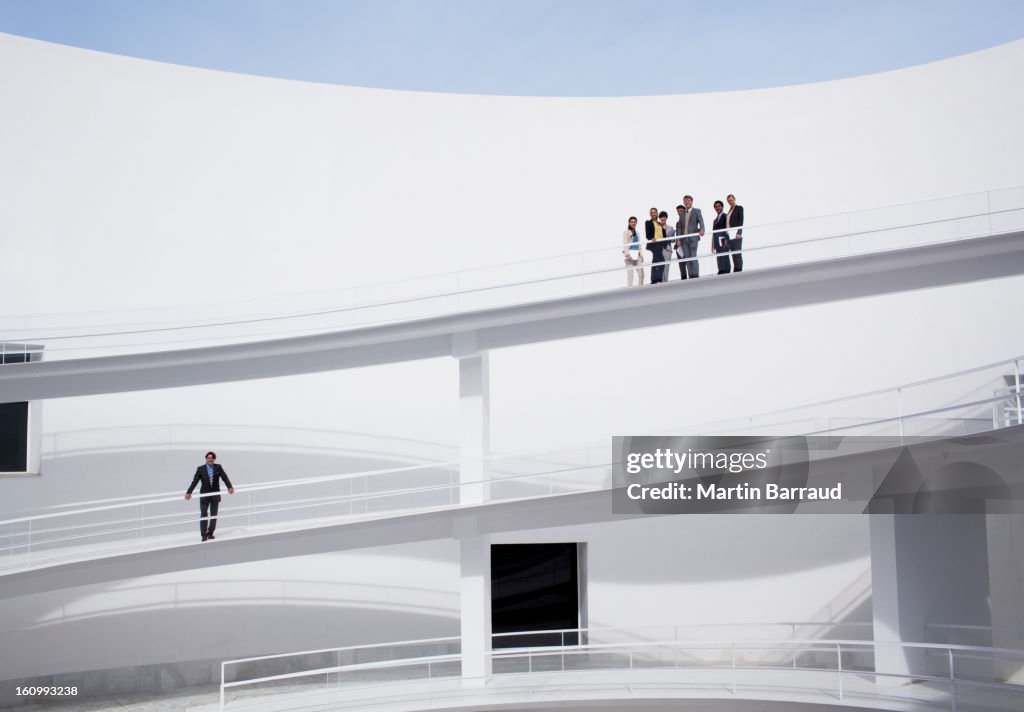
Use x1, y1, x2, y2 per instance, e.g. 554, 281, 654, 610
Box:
2, 186, 1023, 400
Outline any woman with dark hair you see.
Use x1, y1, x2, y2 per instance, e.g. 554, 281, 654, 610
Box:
622, 216, 644, 287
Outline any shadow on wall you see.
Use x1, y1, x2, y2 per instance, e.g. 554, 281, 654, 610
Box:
579, 514, 871, 583
3, 424, 458, 515
0, 605, 458, 706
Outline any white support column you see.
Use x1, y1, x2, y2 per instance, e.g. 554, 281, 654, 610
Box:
872, 512, 993, 681
988, 514, 1024, 682
869, 513, 912, 682
453, 332, 490, 505
459, 533, 492, 684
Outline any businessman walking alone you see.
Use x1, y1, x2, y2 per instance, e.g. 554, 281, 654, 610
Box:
185, 451, 235, 541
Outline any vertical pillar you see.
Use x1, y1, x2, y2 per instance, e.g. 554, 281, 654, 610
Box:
871, 513, 993, 680
869, 513, 912, 681
988, 514, 1024, 682
453, 332, 489, 505
459, 533, 492, 683
453, 333, 493, 683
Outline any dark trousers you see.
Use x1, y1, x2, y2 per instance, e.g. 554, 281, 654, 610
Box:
649, 248, 665, 283
199, 498, 220, 536
713, 234, 731, 274
679, 237, 699, 279
729, 237, 743, 272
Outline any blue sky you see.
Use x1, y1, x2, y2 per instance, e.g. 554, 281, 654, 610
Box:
1, 0, 1022, 95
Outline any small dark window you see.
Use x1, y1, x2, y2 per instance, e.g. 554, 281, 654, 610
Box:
1, 346, 40, 473
1, 352, 31, 365
0, 401, 29, 472
491, 543, 580, 648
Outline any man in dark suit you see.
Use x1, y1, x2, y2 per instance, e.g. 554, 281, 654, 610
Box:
726, 194, 744, 273
675, 195, 704, 279
185, 451, 234, 541
710, 200, 731, 274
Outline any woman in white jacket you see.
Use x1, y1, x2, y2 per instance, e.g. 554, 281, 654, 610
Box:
622, 216, 644, 287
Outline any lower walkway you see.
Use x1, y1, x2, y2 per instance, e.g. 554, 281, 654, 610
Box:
5, 423, 1024, 599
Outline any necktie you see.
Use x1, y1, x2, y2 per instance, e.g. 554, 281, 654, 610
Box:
208, 467, 214, 487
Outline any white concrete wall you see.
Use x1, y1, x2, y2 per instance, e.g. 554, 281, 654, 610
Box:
0, 514, 869, 680
493, 514, 870, 633
0, 540, 461, 681
0, 33, 1022, 469
0, 33, 1022, 687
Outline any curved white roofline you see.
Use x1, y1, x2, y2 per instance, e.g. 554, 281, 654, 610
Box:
3, 30, 1024, 99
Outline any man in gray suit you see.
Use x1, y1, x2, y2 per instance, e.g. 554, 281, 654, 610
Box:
675, 195, 705, 279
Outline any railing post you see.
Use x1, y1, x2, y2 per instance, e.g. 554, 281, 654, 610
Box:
792, 624, 798, 670
731, 643, 736, 694
993, 390, 1001, 430
987, 189, 993, 237
837, 644, 843, 700
949, 648, 957, 712
220, 661, 226, 712
897, 388, 905, 440
1014, 360, 1022, 426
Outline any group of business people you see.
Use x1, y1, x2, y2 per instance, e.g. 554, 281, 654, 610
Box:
621, 194, 744, 286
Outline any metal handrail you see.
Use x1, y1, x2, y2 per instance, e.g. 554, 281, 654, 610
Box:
9, 351, 1024, 521
7, 183, 1022, 329
220, 622, 874, 674
19, 209, 1024, 358
4, 194, 1022, 353
2, 355, 1021, 570
802, 393, 1015, 435
0, 449, 605, 529
219, 633, 1024, 712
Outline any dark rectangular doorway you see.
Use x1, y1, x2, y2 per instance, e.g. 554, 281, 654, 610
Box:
0, 401, 28, 473
491, 543, 582, 649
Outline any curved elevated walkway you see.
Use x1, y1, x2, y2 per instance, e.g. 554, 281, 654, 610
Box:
214, 633, 1024, 712
4, 424, 1024, 599
3, 231, 1024, 401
